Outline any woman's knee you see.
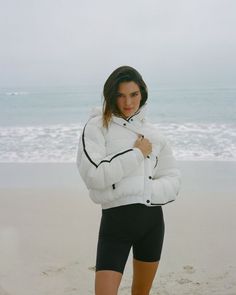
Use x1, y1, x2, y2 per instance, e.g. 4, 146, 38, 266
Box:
95, 270, 123, 295
131, 259, 159, 295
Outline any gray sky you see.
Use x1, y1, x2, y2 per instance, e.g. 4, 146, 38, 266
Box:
0, 0, 235, 87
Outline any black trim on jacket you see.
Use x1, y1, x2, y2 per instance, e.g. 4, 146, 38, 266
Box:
154, 156, 158, 168
150, 200, 174, 206
127, 109, 141, 122
82, 123, 134, 168
114, 108, 142, 122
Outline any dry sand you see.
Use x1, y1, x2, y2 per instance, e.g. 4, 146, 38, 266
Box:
0, 161, 235, 294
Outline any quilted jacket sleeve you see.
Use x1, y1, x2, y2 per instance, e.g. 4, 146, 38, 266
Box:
76, 119, 144, 190
151, 137, 181, 204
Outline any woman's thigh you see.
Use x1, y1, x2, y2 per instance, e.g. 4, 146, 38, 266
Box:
95, 206, 133, 274
95, 204, 164, 275
132, 206, 165, 262
95, 236, 132, 274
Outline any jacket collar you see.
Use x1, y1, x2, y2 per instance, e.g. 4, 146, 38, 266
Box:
111, 103, 147, 127
88, 103, 147, 133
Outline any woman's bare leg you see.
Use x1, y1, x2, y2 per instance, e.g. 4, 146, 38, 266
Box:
131, 258, 159, 295
95, 270, 123, 295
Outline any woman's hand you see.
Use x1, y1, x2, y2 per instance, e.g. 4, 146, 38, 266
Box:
134, 135, 152, 158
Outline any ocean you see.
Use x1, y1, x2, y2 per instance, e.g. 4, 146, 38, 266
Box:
0, 85, 235, 162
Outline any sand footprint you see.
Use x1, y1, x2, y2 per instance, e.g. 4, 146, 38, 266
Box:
156, 290, 170, 295
176, 278, 193, 285
183, 265, 195, 274
88, 266, 96, 272
41, 265, 66, 276
64, 287, 78, 293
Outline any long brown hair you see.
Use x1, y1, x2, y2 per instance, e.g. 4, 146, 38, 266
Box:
102, 65, 148, 129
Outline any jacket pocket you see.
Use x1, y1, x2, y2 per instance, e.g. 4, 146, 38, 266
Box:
149, 153, 159, 171
113, 175, 144, 199
150, 178, 176, 205
89, 185, 118, 205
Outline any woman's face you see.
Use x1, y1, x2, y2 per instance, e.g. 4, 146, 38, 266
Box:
116, 81, 142, 119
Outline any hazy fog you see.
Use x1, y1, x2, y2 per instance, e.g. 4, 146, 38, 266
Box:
0, 0, 235, 87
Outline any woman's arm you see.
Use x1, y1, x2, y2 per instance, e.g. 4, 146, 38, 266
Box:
76, 120, 144, 190
151, 138, 181, 204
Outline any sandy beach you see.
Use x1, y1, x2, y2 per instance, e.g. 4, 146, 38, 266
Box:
0, 161, 236, 294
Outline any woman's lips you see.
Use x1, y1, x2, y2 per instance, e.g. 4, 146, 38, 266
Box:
124, 108, 133, 111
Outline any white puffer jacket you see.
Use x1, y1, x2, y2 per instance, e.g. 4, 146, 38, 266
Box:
76, 103, 181, 209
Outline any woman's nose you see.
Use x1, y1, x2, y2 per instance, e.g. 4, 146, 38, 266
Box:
124, 96, 132, 106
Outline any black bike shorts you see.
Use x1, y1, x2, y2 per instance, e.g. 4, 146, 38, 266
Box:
95, 203, 165, 274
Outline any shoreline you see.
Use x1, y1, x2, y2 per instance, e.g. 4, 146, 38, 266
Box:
0, 160, 236, 192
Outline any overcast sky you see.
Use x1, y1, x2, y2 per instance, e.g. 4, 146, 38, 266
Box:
0, 0, 235, 88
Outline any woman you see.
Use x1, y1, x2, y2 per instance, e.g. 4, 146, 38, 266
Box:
76, 65, 181, 295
